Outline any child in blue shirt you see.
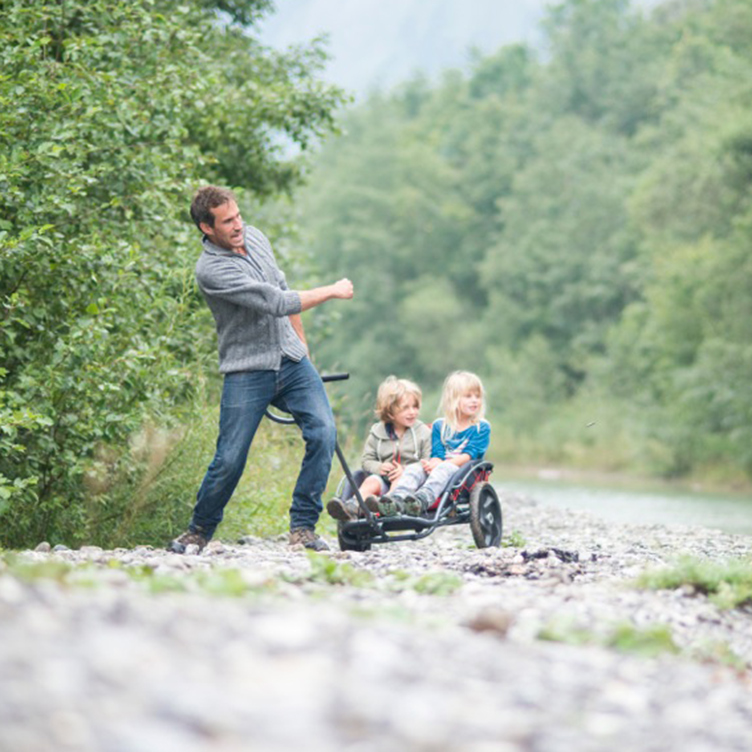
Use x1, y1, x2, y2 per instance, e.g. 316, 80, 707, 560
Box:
368, 370, 490, 516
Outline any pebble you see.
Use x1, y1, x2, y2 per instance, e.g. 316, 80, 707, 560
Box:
1, 492, 752, 751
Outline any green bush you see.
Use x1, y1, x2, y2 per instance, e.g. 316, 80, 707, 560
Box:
77, 396, 311, 548
0, 0, 345, 548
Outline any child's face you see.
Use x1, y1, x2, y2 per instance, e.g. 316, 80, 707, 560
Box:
458, 389, 482, 420
390, 395, 420, 430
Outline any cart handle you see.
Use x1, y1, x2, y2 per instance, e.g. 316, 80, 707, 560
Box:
321, 372, 350, 383
265, 372, 349, 424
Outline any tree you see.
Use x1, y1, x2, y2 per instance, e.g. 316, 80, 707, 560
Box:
0, 0, 346, 546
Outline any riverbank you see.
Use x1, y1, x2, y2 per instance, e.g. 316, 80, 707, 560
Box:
2, 493, 752, 751
494, 462, 752, 497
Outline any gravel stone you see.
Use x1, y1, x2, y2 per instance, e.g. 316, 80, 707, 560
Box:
2, 492, 752, 751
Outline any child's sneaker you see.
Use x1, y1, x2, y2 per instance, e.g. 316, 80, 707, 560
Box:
364, 495, 381, 514
376, 493, 403, 517
326, 497, 359, 522
403, 490, 432, 516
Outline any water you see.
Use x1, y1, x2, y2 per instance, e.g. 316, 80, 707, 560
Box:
499, 476, 752, 536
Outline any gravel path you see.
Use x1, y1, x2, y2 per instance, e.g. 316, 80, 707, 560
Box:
2, 493, 752, 752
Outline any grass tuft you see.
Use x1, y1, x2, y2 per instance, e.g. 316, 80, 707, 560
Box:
636, 556, 752, 610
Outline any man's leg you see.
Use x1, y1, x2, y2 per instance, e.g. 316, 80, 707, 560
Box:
189, 370, 275, 538
273, 358, 336, 543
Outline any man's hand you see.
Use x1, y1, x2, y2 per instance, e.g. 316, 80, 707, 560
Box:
298, 278, 354, 311
330, 278, 354, 299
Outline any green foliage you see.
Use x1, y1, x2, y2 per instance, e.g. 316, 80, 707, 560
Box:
297, 0, 752, 483
636, 556, 752, 610
538, 618, 680, 658
502, 530, 526, 548
411, 571, 463, 596
0, 0, 345, 547
537, 619, 596, 647
605, 622, 679, 658
290, 557, 461, 594
0, 554, 280, 598
304, 552, 375, 587
80, 398, 309, 548
130, 562, 280, 598
0, 553, 74, 584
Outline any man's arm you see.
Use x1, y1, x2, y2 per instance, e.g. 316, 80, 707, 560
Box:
289, 278, 353, 352
297, 278, 354, 311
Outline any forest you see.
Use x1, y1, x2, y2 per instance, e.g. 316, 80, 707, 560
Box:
1, 0, 751, 548
301, 0, 752, 486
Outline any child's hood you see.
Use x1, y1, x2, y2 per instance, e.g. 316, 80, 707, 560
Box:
369, 420, 428, 440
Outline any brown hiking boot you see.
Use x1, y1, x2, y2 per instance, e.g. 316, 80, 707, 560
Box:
168, 529, 208, 554
289, 527, 330, 552
364, 495, 381, 514
326, 497, 359, 522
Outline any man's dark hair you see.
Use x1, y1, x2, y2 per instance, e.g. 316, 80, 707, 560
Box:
190, 186, 237, 231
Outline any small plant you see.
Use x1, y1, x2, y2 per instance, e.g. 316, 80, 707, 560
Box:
690, 640, 747, 672
411, 571, 463, 596
382, 568, 463, 596
194, 568, 256, 597
537, 619, 596, 647
1, 554, 74, 583
126, 565, 277, 598
606, 622, 679, 658
538, 618, 679, 658
502, 530, 526, 548
636, 556, 752, 610
303, 552, 375, 587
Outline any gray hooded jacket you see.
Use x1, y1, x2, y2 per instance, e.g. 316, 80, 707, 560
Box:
360, 420, 432, 476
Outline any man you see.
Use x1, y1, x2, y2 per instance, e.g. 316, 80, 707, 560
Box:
169, 186, 353, 553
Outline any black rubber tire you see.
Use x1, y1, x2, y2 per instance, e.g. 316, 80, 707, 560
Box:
469, 482, 502, 548
337, 523, 372, 552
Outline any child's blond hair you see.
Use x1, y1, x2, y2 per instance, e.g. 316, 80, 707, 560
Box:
439, 371, 485, 431
374, 376, 422, 423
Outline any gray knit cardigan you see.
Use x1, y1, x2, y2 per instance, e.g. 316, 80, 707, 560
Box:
195, 225, 307, 373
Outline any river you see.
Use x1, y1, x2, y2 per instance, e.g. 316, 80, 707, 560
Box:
498, 473, 752, 536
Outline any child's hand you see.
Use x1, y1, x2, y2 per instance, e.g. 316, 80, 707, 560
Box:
422, 457, 442, 472
387, 463, 403, 482
379, 461, 395, 476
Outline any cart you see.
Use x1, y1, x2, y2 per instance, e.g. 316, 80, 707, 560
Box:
265, 372, 503, 552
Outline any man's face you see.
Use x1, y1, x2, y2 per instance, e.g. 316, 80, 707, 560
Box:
200, 200, 244, 252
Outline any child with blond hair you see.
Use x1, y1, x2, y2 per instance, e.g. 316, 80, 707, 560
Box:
368, 370, 491, 517
327, 375, 431, 522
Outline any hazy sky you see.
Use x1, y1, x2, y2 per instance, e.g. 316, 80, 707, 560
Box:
258, 1, 664, 96
257, 0, 550, 95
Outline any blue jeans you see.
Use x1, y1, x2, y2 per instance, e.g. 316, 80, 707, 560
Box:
190, 357, 336, 538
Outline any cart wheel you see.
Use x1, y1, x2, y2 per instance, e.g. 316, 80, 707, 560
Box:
469, 482, 502, 548
337, 523, 372, 552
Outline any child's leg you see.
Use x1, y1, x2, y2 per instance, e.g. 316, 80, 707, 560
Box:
339, 469, 367, 501
358, 474, 386, 499
387, 463, 427, 498
415, 461, 463, 504
370, 464, 427, 517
